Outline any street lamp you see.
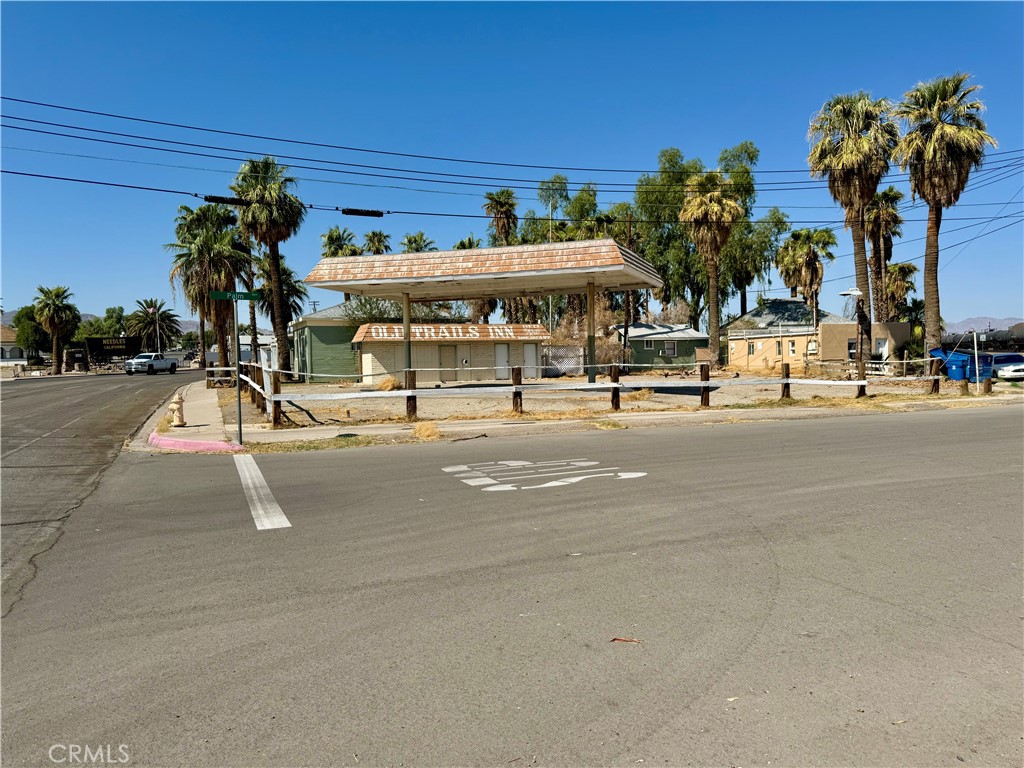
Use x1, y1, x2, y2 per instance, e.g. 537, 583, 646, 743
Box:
147, 306, 161, 355
839, 288, 867, 398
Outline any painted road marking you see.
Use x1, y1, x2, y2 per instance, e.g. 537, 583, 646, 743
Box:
1, 416, 84, 460
233, 455, 291, 530
442, 459, 646, 492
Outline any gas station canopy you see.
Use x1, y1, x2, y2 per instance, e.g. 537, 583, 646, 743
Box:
303, 238, 663, 301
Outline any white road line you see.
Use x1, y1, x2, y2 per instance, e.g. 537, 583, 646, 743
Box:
233, 455, 292, 531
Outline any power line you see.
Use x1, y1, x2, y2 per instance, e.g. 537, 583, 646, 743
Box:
7, 95, 1019, 176
4, 114, 1020, 193
5, 168, 1022, 228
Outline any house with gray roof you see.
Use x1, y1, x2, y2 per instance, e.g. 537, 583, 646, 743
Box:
611, 323, 710, 367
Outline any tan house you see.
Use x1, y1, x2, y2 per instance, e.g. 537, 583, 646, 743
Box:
819, 322, 912, 362
724, 298, 912, 370
724, 299, 843, 371
353, 323, 551, 384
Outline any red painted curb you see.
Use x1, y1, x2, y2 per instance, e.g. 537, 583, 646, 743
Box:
148, 431, 244, 453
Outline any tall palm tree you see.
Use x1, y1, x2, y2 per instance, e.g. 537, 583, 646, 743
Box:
256, 260, 308, 330
864, 186, 905, 322
167, 203, 250, 368
363, 230, 391, 255
400, 232, 437, 253
483, 188, 519, 246
125, 299, 181, 353
778, 228, 837, 327
808, 92, 899, 346
453, 235, 495, 323
229, 156, 306, 375
774, 238, 803, 299
34, 285, 79, 375
322, 226, 363, 257
679, 172, 744, 366
892, 73, 997, 351
885, 262, 918, 321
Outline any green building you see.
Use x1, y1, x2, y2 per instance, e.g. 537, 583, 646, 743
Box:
612, 323, 710, 367
289, 303, 360, 383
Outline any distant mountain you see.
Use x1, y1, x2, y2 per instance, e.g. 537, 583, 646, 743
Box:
946, 317, 1023, 334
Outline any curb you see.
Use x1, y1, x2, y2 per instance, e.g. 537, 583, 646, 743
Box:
147, 431, 244, 453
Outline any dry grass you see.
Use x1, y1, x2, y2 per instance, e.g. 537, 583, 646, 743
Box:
412, 421, 442, 440
622, 387, 653, 402
155, 413, 173, 433
375, 375, 401, 391
593, 419, 625, 430
245, 434, 388, 453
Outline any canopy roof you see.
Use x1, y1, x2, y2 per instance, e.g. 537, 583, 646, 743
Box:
304, 238, 663, 301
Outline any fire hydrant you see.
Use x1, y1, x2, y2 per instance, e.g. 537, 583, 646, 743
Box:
168, 392, 187, 427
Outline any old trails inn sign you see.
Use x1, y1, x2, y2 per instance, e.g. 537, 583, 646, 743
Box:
352, 324, 551, 342
84, 336, 143, 361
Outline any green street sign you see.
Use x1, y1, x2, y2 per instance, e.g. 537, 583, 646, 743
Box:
210, 290, 260, 301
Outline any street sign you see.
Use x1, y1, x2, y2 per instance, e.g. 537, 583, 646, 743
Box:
210, 290, 260, 301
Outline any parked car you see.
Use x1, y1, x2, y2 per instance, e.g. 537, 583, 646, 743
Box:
987, 352, 1024, 377
996, 362, 1024, 381
124, 352, 176, 375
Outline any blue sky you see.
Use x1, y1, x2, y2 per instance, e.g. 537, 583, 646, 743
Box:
2, 2, 1022, 327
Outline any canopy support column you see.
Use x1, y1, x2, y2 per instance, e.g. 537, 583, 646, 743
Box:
587, 281, 596, 383
402, 292, 412, 377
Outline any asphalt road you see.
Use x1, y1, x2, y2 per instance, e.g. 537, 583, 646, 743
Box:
1, 370, 202, 615
1, 402, 1022, 767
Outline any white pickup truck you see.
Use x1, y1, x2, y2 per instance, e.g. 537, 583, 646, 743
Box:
124, 353, 177, 375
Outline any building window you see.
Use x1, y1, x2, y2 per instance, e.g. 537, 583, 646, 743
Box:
747, 342, 755, 356
643, 340, 654, 350
808, 340, 818, 355
847, 340, 857, 360
789, 340, 796, 356
663, 341, 677, 356
776, 340, 782, 356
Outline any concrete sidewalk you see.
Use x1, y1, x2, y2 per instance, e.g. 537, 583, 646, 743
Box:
134, 377, 1024, 453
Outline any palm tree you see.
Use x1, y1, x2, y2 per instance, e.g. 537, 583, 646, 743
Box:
679, 172, 744, 366
453, 235, 495, 323
363, 230, 391, 255
892, 73, 997, 351
778, 228, 837, 327
125, 299, 181, 353
229, 157, 306, 375
167, 203, 251, 368
34, 285, 79, 375
322, 226, 363, 258
400, 232, 437, 253
885, 262, 918, 320
775, 238, 803, 299
483, 188, 519, 247
864, 186, 905, 322
808, 92, 899, 345
256, 260, 308, 330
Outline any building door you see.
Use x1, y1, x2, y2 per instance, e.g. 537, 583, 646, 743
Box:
439, 345, 457, 382
523, 343, 539, 379
495, 343, 510, 379
874, 337, 889, 359
457, 344, 471, 381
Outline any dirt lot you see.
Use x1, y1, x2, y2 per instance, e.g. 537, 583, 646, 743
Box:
218, 370, 1013, 429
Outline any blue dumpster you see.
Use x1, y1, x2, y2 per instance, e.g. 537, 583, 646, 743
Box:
930, 348, 971, 381
965, 356, 993, 383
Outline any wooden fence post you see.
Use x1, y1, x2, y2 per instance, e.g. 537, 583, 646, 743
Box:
610, 364, 620, 411
512, 367, 523, 414
206, 364, 215, 389
781, 363, 791, 400
983, 377, 992, 394
856, 359, 867, 398
700, 364, 710, 407
929, 358, 941, 395
271, 370, 281, 427
405, 369, 417, 420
